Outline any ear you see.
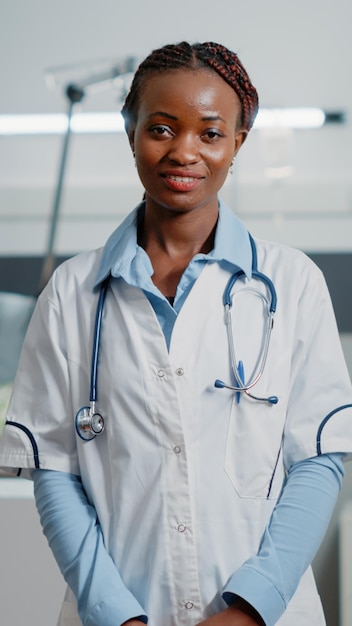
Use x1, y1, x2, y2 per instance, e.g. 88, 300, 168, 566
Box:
127, 125, 135, 154
233, 129, 248, 156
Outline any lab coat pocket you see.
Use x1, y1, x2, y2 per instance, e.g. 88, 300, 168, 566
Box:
224, 397, 285, 499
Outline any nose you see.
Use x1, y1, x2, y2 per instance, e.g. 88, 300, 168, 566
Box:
167, 132, 199, 165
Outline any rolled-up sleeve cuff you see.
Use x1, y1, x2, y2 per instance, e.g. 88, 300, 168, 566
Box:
86, 589, 148, 626
222, 565, 286, 626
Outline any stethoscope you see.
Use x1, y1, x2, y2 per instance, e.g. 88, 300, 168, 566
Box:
75, 278, 109, 440
214, 234, 278, 405
75, 234, 278, 441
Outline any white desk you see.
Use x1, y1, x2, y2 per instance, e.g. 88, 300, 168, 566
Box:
340, 501, 352, 626
0, 478, 66, 626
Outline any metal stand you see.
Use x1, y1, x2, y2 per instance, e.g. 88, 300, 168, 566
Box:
37, 56, 137, 292
38, 84, 85, 292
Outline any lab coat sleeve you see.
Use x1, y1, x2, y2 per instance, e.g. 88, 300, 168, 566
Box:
0, 272, 83, 475
222, 452, 344, 626
33, 468, 148, 626
282, 258, 352, 467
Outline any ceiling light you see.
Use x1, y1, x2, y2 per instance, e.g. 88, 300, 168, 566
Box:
0, 112, 125, 135
0, 108, 345, 136
254, 108, 326, 129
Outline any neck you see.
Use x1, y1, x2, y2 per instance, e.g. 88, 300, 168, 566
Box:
137, 201, 219, 258
136, 200, 219, 299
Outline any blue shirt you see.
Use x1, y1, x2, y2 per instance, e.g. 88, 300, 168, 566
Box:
33, 199, 344, 626
94, 199, 251, 348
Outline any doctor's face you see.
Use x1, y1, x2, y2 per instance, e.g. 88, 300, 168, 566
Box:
128, 69, 247, 216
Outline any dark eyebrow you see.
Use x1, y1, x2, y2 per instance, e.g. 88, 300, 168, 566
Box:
202, 114, 226, 123
148, 112, 178, 121
148, 112, 226, 123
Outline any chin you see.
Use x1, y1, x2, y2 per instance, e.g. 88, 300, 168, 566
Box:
145, 192, 216, 214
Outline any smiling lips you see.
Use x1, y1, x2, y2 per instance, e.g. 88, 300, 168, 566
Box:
161, 171, 204, 192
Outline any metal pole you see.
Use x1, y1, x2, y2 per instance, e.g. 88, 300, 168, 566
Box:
38, 85, 85, 292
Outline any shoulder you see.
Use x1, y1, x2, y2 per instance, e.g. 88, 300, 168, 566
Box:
55, 248, 103, 279
254, 237, 323, 281
252, 237, 332, 318
41, 248, 104, 308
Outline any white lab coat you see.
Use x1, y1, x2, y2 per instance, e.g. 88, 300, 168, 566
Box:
1, 236, 352, 626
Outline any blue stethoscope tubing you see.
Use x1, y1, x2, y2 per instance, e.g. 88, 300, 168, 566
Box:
90, 277, 109, 406
75, 277, 109, 440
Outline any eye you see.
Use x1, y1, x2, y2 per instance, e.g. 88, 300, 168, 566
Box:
203, 128, 225, 142
148, 124, 173, 138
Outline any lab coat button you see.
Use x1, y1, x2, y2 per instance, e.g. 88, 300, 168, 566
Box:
184, 601, 194, 610
157, 369, 165, 378
176, 368, 184, 376
173, 446, 181, 454
177, 523, 187, 533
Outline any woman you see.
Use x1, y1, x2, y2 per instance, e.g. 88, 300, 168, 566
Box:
1, 41, 352, 626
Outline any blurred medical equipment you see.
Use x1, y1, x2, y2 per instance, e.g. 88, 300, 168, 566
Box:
39, 56, 137, 291
0, 58, 137, 388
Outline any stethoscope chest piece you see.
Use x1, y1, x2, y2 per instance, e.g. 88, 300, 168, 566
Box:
75, 405, 105, 441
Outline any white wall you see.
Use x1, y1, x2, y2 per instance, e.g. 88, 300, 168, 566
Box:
1, 0, 352, 257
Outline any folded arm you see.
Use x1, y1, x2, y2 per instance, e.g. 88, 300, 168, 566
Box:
220, 453, 344, 626
33, 453, 344, 626
32, 469, 148, 626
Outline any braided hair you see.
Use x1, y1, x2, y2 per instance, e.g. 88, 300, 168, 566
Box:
121, 41, 259, 133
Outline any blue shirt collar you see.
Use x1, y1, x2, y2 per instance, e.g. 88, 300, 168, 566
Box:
94, 198, 252, 288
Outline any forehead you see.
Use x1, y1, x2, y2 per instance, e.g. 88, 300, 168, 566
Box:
137, 68, 242, 122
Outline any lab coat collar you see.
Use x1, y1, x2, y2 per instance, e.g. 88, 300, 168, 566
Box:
94, 198, 252, 288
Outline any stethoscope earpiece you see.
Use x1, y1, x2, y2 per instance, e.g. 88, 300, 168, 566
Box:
267, 396, 279, 405
214, 380, 279, 405
214, 379, 226, 389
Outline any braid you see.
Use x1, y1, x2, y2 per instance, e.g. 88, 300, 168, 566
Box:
193, 42, 259, 131
121, 42, 195, 131
121, 41, 258, 133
